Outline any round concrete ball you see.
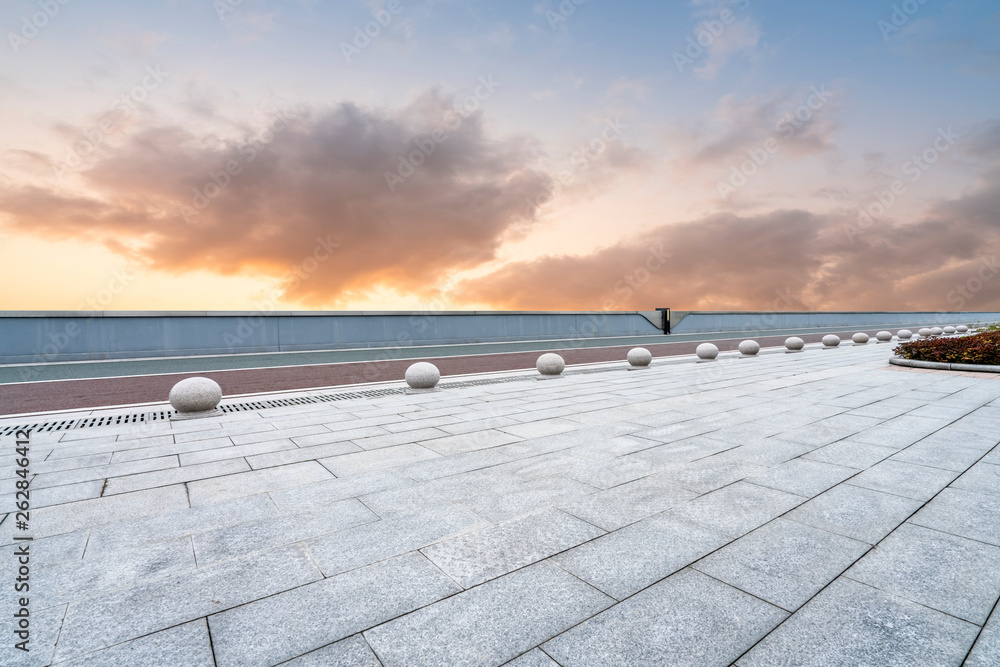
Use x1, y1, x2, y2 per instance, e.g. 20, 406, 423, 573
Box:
785, 337, 805, 351
627, 347, 653, 367
876, 331, 893, 342
169, 377, 222, 413
943, 326, 957, 335
897, 329, 913, 340
822, 334, 841, 347
852, 332, 869, 344
738, 340, 760, 356
405, 362, 440, 389
930, 327, 944, 336
957, 325, 969, 333
536, 353, 566, 375
696, 343, 719, 360
918, 328, 933, 338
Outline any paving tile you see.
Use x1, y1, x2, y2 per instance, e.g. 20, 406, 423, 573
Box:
654, 457, 767, 494
291, 426, 387, 447
106, 459, 252, 496
667, 482, 804, 538
706, 437, 813, 466
422, 508, 605, 588
244, 440, 362, 469
359, 470, 509, 518
29, 452, 113, 475
179, 438, 298, 466
365, 561, 613, 666
35, 537, 196, 609
308, 504, 486, 577
846, 459, 959, 501
110, 437, 235, 464
420, 429, 524, 456
267, 468, 413, 513
746, 458, 856, 498
187, 461, 334, 506
693, 517, 870, 611
554, 513, 729, 600
846, 523, 1000, 625
461, 476, 598, 523
31, 455, 178, 490
194, 497, 377, 565
543, 568, 787, 666
350, 427, 453, 451
909, 487, 1000, 547
85, 494, 278, 558
13, 529, 89, 565
208, 553, 460, 667
846, 425, 929, 449
397, 448, 512, 482
505, 648, 561, 666
281, 635, 382, 667
889, 440, 985, 472
54, 543, 322, 662
558, 472, 698, 531
802, 439, 897, 469
951, 461, 1000, 497
966, 602, 1000, 667
58, 619, 215, 667
0, 485, 189, 541
230, 424, 328, 445
6, 603, 66, 667
318, 444, 439, 477
629, 436, 738, 469
737, 577, 979, 667
787, 483, 923, 545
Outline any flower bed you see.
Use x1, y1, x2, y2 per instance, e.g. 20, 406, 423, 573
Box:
894, 330, 1000, 365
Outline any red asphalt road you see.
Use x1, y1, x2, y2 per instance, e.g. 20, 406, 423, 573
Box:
0, 331, 891, 416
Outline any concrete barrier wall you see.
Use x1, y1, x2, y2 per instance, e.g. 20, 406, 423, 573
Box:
0, 311, 662, 364
670, 311, 1000, 334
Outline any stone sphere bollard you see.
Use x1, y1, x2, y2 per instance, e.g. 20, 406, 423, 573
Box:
930, 327, 944, 336
957, 325, 969, 333
784, 337, 805, 351
918, 328, 932, 338
853, 332, 869, 344
536, 353, 566, 378
405, 362, 440, 391
169, 377, 222, 419
822, 334, 841, 348
627, 347, 652, 369
738, 340, 760, 356
943, 326, 956, 335
696, 343, 719, 360
876, 331, 893, 342
897, 330, 913, 340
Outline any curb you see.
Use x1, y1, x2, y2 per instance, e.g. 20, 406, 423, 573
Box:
889, 357, 1000, 374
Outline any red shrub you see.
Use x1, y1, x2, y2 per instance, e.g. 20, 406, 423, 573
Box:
894, 331, 1000, 365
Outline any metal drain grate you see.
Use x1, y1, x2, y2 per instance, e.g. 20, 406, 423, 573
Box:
0, 363, 622, 436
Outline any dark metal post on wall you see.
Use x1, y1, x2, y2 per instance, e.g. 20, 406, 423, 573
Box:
656, 307, 671, 334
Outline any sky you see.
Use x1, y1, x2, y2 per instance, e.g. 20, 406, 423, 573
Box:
0, 0, 998, 314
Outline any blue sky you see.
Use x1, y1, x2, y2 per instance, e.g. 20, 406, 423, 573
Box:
1, 0, 998, 311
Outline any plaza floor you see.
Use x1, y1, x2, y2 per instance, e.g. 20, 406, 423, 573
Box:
3, 338, 1000, 665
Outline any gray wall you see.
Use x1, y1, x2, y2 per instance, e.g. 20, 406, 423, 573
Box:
0, 311, 661, 364
670, 311, 1000, 334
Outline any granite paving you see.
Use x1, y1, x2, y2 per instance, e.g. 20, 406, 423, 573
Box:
2, 336, 999, 665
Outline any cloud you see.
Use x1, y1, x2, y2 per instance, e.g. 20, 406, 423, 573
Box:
0, 91, 553, 306
456, 148, 1000, 312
